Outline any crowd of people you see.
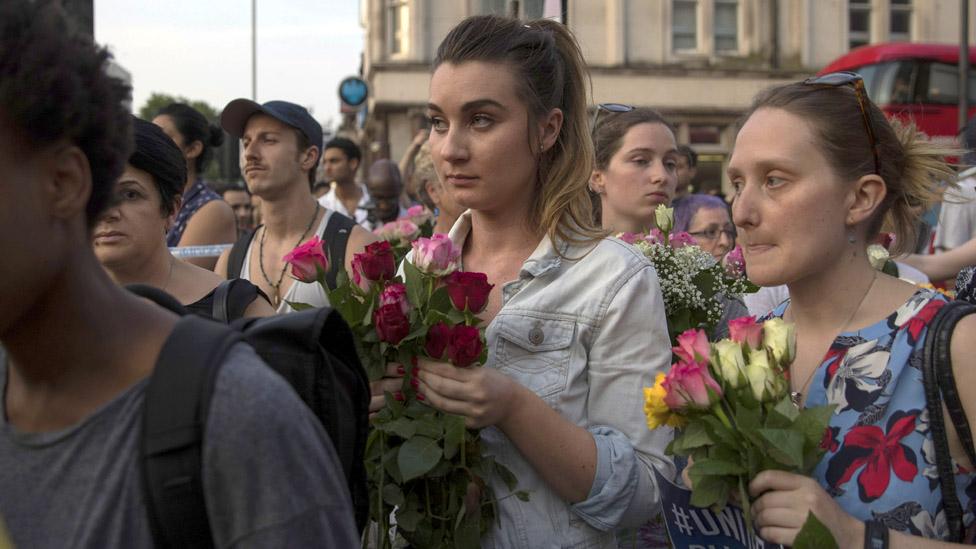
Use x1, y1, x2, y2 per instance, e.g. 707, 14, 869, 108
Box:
3, 1, 976, 548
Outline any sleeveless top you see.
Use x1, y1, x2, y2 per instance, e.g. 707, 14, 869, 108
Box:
166, 179, 222, 247
769, 290, 976, 540
184, 278, 267, 321
240, 211, 333, 314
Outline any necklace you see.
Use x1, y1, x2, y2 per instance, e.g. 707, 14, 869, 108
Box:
789, 270, 877, 407
258, 202, 321, 306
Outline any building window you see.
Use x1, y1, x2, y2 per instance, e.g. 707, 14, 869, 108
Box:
713, 0, 738, 52
673, 0, 698, 51
387, 0, 409, 55
849, 1, 871, 50
890, 0, 911, 42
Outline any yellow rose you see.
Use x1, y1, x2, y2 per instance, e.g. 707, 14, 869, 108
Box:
762, 318, 796, 366
655, 204, 674, 234
745, 350, 774, 401
644, 373, 686, 430
867, 244, 890, 271
713, 339, 747, 389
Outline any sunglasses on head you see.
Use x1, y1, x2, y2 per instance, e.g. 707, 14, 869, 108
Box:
802, 71, 880, 175
591, 103, 636, 134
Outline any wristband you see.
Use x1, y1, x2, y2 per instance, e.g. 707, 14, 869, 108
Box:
863, 520, 889, 549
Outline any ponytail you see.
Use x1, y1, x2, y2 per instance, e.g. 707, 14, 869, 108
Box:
156, 102, 224, 174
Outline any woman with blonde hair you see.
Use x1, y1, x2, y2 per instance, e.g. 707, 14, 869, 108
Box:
369, 14, 673, 547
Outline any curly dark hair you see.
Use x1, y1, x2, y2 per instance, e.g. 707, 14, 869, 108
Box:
0, 0, 133, 228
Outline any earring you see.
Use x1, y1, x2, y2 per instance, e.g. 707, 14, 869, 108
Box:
847, 232, 856, 244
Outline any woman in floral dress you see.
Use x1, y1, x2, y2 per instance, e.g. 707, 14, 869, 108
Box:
730, 74, 976, 547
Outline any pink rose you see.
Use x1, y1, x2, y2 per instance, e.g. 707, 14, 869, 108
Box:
351, 241, 396, 291
645, 229, 664, 246
374, 219, 420, 245
618, 232, 641, 245
425, 322, 451, 360
379, 283, 411, 316
669, 231, 696, 249
723, 245, 746, 277
662, 360, 723, 410
405, 205, 433, 226
282, 235, 328, 283
411, 234, 461, 277
673, 328, 710, 365
373, 303, 411, 345
448, 325, 483, 367
727, 316, 762, 349
444, 271, 493, 313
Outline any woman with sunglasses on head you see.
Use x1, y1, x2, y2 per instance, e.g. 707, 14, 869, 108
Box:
727, 73, 975, 547
94, 117, 275, 321
393, 15, 674, 547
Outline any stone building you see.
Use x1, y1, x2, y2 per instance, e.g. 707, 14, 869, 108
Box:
357, 0, 969, 192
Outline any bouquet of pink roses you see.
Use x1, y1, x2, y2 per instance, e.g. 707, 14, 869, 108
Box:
644, 317, 837, 547
372, 205, 435, 263
284, 233, 521, 549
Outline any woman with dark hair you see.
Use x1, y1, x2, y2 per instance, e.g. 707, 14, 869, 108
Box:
94, 117, 273, 320
154, 103, 237, 270
370, 15, 673, 547
672, 193, 736, 262
589, 107, 680, 233
723, 74, 975, 546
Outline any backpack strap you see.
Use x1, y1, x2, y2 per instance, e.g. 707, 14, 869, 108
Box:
922, 299, 976, 543
140, 316, 241, 549
321, 212, 356, 290
212, 280, 232, 323
226, 227, 259, 280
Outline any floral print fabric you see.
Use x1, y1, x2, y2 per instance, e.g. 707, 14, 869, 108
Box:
770, 290, 975, 540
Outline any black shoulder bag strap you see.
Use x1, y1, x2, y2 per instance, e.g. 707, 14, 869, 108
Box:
140, 316, 242, 549
321, 213, 356, 290
922, 299, 976, 543
226, 227, 259, 280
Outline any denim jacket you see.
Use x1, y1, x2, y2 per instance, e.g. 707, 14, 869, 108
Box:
445, 213, 675, 548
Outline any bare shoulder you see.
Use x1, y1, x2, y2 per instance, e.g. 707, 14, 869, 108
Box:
214, 247, 232, 279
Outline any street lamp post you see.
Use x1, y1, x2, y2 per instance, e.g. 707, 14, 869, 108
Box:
961, 0, 969, 132
251, 0, 257, 101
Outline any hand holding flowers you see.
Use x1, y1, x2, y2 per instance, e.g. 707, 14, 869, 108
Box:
644, 317, 838, 547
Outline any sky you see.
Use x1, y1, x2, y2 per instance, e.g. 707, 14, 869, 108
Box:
94, 0, 363, 130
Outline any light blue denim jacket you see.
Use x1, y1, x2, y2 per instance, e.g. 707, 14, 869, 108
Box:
445, 213, 675, 548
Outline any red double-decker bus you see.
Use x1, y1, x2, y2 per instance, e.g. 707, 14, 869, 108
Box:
821, 43, 976, 140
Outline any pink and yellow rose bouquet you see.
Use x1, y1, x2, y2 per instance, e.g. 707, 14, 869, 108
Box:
645, 318, 837, 545
285, 234, 520, 548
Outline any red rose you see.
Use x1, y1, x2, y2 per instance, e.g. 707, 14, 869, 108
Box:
424, 322, 451, 360
374, 303, 411, 345
282, 235, 329, 283
444, 271, 494, 313
352, 241, 396, 290
448, 325, 483, 367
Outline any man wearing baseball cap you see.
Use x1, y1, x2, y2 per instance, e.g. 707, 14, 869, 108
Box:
216, 99, 377, 312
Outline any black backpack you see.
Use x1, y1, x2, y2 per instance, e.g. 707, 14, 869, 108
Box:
226, 211, 356, 290
130, 285, 370, 548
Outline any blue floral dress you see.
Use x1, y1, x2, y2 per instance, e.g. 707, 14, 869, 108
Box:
769, 290, 976, 540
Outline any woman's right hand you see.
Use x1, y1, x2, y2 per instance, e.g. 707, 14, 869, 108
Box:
369, 362, 406, 418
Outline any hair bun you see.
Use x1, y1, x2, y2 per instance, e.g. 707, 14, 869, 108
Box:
209, 124, 225, 147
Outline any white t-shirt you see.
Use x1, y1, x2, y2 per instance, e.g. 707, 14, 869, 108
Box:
317, 184, 370, 228
934, 169, 976, 251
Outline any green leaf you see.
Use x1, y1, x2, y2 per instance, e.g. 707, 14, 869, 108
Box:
495, 461, 518, 491
689, 474, 731, 509
284, 300, 315, 311
757, 428, 806, 468
403, 260, 426, 308
378, 417, 416, 439
443, 415, 466, 460
671, 422, 714, 454
514, 490, 530, 501
396, 505, 422, 532
792, 511, 839, 549
414, 416, 444, 439
428, 286, 453, 314
773, 397, 800, 422
453, 505, 480, 549
794, 404, 837, 445
688, 457, 747, 478
397, 435, 443, 482
381, 484, 405, 507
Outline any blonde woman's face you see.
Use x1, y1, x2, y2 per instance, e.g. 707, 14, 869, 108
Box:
427, 61, 540, 217
729, 108, 852, 286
